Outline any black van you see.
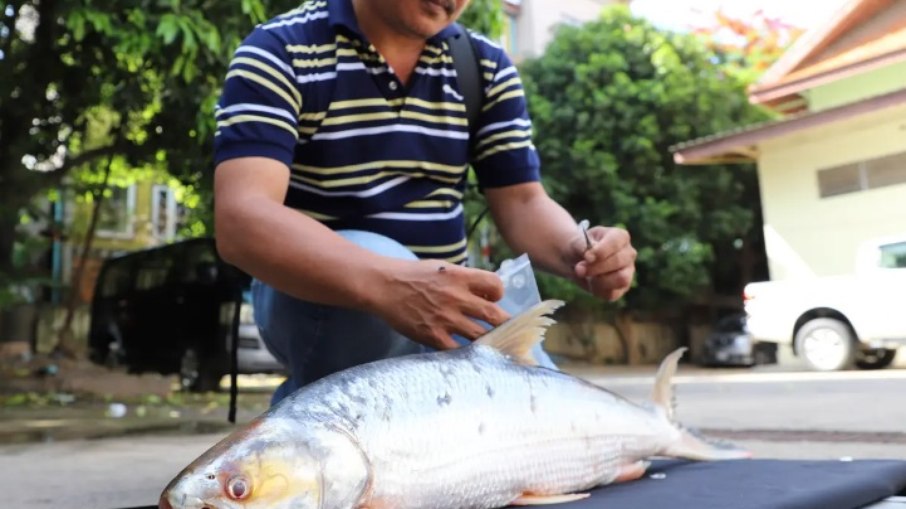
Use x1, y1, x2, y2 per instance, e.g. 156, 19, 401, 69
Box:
88, 238, 284, 392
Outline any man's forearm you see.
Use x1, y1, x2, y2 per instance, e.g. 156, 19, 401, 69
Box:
486, 185, 581, 280
216, 196, 396, 312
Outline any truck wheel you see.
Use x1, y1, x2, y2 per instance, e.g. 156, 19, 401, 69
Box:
795, 318, 856, 371
855, 348, 897, 370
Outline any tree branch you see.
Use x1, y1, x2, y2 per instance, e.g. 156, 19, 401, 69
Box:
55, 143, 118, 358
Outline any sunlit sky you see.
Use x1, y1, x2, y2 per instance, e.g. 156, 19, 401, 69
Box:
631, 0, 852, 31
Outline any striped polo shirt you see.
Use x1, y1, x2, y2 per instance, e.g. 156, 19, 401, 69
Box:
213, 0, 541, 264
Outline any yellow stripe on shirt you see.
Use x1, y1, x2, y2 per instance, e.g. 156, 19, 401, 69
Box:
293, 160, 466, 176
230, 57, 302, 106
481, 89, 525, 113
475, 140, 534, 162
225, 69, 301, 113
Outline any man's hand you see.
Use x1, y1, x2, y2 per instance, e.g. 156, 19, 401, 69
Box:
570, 226, 637, 301
366, 260, 511, 351
484, 182, 638, 303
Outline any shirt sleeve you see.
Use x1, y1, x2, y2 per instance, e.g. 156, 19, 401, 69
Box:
469, 43, 541, 189
213, 27, 302, 168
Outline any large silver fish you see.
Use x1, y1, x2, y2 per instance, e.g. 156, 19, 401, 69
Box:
159, 299, 749, 509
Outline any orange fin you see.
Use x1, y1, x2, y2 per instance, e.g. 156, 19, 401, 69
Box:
615, 460, 650, 483
511, 493, 591, 505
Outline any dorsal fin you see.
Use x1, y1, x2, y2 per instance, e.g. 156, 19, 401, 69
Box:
651, 347, 688, 421
475, 299, 565, 366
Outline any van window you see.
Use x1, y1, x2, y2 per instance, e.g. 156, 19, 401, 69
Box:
880, 241, 906, 269
99, 259, 136, 298
181, 241, 219, 283
135, 251, 175, 290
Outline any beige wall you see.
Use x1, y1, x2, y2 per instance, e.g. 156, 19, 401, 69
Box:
757, 102, 906, 281
806, 61, 906, 112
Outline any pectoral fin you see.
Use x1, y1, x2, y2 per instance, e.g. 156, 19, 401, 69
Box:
476, 299, 565, 366
510, 493, 591, 505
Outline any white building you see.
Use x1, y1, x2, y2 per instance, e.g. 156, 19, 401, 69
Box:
501, 0, 631, 62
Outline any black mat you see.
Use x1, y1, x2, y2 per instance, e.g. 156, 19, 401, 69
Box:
533, 459, 906, 509
122, 459, 906, 509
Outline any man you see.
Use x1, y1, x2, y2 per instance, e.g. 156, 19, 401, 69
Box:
213, 0, 637, 404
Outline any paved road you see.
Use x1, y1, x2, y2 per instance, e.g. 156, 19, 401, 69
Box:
4, 353, 906, 509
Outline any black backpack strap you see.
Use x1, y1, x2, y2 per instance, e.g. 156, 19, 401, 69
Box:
447, 24, 490, 246
447, 23, 482, 146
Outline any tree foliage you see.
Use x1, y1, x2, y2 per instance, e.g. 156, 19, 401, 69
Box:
459, 0, 505, 40
0, 0, 303, 288
0, 0, 504, 303
517, 6, 772, 312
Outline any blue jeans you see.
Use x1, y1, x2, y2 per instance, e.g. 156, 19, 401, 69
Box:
252, 230, 557, 406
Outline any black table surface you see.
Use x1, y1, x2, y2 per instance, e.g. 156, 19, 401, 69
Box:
121, 458, 906, 509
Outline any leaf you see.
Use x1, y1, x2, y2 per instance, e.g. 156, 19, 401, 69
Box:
68, 11, 87, 41
156, 14, 181, 45
178, 17, 198, 53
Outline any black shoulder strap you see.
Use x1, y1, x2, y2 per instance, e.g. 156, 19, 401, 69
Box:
447, 24, 490, 245
447, 24, 482, 141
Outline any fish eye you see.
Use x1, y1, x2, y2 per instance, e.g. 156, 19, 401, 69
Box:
227, 476, 251, 500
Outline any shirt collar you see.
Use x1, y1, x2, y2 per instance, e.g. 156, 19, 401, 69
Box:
327, 0, 364, 36
328, 0, 461, 44
430, 23, 460, 44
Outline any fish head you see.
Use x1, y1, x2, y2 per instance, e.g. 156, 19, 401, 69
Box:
159, 417, 368, 509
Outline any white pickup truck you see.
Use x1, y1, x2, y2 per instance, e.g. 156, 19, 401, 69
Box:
743, 233, 906, 371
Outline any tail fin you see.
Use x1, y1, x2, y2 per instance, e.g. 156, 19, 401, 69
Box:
666, 428, 752, 460
651, 347, 752, 460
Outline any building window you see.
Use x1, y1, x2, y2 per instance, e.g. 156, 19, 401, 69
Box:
506, 13, 519, 55
880, 241, 906, 269
560, 14, 582, 27
96, 185, 136, 238
817, 150, 906, 198
867, 151, 906, 189
151, 185, 177, 241
816, 163, 863, 197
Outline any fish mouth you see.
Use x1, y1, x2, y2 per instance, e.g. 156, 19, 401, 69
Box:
159, 492, 212, 509
158, 493, 179, 509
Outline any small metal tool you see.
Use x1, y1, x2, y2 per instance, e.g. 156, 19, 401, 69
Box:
578, 219, 592, 251
577, 219, 593, 290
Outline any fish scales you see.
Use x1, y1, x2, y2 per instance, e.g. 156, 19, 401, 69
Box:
159, 300, 750, 509
299, 346, 664, 509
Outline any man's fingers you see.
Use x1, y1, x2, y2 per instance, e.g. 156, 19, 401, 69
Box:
584, 226, 631, 263
460, 298, 510, 327
462, 268, 505, 302
428, 328, 461, 350
583, 247, 637, 278
452, 316, 492, 342
589, 266, 635, 301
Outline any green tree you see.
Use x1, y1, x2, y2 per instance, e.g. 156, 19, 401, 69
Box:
0, 0, 505, 304
517, 5, 772, 313
0, 0, 297, 291
459, 0, 505, 40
